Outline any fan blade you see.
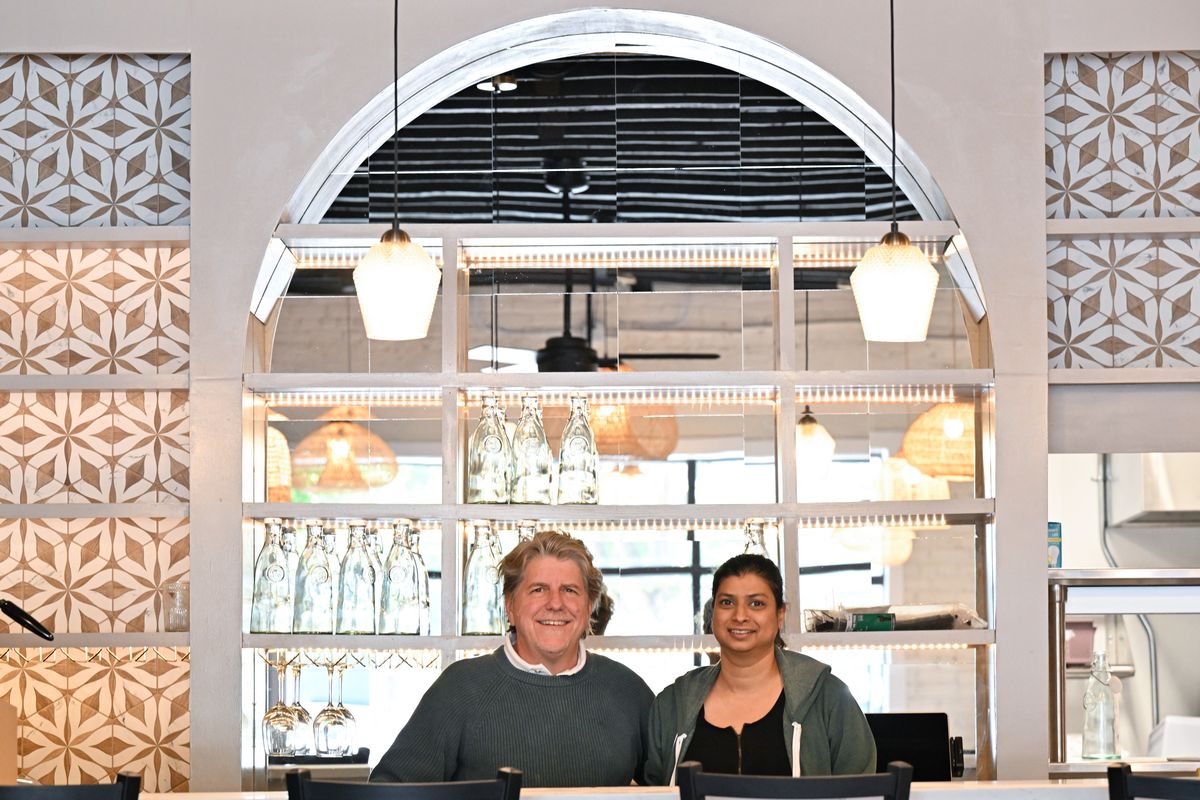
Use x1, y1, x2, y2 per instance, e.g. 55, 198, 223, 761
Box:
619, 353, 720, 360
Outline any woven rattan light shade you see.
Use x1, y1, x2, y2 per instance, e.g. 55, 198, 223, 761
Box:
901, 402, 975, 482
589, 366, 678, 461
266, 425, 292, 502
881, 452, 951, 501
291, 406, 398, 491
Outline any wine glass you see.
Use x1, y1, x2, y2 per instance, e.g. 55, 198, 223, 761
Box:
333, 660, 357, 732
312, 656, 352, 756
261, 654, 300, 757
289, 660, 314, 755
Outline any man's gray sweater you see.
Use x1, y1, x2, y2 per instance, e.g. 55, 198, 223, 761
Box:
370, 648, 653, 787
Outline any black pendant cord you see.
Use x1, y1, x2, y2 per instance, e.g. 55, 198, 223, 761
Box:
889, 0, 898, 234
392, 0, 400, 234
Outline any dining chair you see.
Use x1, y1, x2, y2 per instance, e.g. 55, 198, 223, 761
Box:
285, 768, 521, 800
0, 773, 140, 800
1107, 763, 1200, 800
676, 760, 912, 800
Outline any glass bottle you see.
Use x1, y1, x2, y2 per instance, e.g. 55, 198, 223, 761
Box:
250, 520, 292, 633
511, 395, 552, 504
743, 520, 771, 559
516, 520, 537, 543
409, 526, 431, 635
365, 527, 385, 611
1082, 650, 1120, 759
378, 520, 421, 635
466, 394, 514, 503
557, 394, 599, 504
293, 523, 335, 634
337, 524, 376, 634
281, 520, 301, 585
463, 521, 504, 635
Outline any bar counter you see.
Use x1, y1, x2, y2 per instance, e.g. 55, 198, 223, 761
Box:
173, 783, 1113, 800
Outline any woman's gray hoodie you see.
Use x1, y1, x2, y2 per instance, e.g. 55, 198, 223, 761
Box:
644, 648, 877, 784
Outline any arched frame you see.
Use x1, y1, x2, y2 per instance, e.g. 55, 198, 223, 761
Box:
284, 8, 953, 226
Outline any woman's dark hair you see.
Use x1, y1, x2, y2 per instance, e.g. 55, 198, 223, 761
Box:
710, 553, 786, 648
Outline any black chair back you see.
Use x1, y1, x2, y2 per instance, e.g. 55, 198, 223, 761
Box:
0, 774, 140, 800
677, 761, 912, 800
285, 768, 521, 800
1107, 763, 1200, 800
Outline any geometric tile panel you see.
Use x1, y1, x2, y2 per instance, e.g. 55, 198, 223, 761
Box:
0, 518, 189, 634
1048, 235, 1200, 367
0, 391, 188, 503
0, 246, 189, 374
1047, 52, 1200, 218
0, 647, 190, 790
0, 54, 190, 227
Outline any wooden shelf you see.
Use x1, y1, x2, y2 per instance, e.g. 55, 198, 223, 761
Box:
0, 226, 190, 245
245, 369, 994, 393
0, 632, 189, 648
241, 630, 993, 651
0, 373, 189, 391
1046, 217, 1200, 237
242, 498, 994, 525
1048, 367, 1200, 386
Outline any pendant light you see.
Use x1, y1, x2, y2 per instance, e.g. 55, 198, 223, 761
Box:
849, 0, 939, 343
352, 0, 441, 341
795, 291, 835, 476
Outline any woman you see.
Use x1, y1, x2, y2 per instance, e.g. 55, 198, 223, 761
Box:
645, 554, 876, 783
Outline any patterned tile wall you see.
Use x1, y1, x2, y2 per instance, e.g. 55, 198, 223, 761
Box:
0, 647, 189, 790
0, 518, 189, 634
1048, 236, 1200, 367
0, 246, 189, 374
1046, 52, 1200, 218
0, 55, 190, 227
0, 391, 189, 504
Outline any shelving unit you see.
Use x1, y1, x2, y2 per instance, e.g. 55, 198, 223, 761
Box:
241, 226, 997, 780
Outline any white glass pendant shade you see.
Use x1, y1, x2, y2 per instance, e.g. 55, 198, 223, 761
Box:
352, 229, 441, 340
795, 406, 835, 473
850, 229, 939, 342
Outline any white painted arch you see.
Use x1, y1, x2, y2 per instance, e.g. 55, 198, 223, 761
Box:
283, 7, 956, 226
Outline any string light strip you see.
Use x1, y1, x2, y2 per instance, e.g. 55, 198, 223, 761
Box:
792, 239, 943, 265
269, 518, 443, 533
261, 389, 443, 408
472, 519, 781, 534
461, 243, 775, 270
798, 514, 947, 529
462, 387, 777, 407
796, 385, 956, 404
291, 248, 444, 270
799, 641, 972, 652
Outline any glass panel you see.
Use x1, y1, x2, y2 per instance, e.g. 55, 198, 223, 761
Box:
794, 239, 981, 372
251, 392, 442, 504
460, 388, 777, 506
269, 243, 445, 374
796, 525, 984, 630
795, 384, 993, 501
464, 239, 775, 374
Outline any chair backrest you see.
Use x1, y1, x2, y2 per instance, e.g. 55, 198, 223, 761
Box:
1107, 763, 1200, 800
676, 761, 912, 800
285, 768, 521, 800
0, 774, 140, 800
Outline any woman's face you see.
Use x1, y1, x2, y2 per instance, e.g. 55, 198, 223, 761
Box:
711, 572, 784, 656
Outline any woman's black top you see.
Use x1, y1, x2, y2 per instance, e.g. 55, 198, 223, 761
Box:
681, 690, 791, 776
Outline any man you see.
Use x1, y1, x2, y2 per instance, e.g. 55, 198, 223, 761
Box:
370, 530, 653, 786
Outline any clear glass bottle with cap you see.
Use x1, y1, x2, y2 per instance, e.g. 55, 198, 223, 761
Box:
407, 526, 431, 635
743, 520, 771, 559
1082, 650, 1120, 759
467, 394, 514, 503
337, 523, 376, 634
378, 520, 422, 635
281, 520, 301, 589
250, 520, 292, 633
556, 394, 599, 504
516, 520, 537, 543
511, 395, 552, 504
293, 523, 335, 634
463, 521, 505, 634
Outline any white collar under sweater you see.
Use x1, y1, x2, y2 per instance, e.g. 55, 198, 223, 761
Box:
503, 630, 587, 676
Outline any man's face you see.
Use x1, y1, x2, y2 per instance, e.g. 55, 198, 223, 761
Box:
506, 556, 590, 674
